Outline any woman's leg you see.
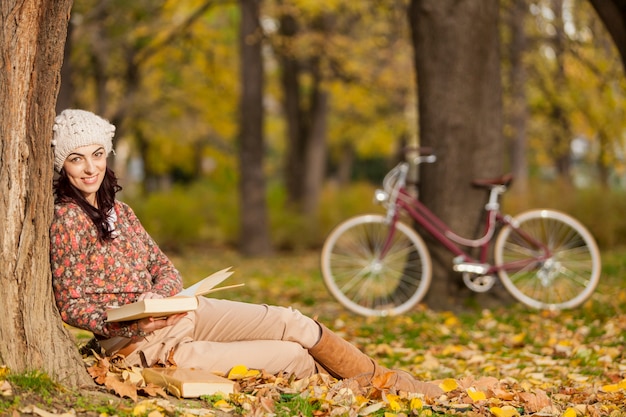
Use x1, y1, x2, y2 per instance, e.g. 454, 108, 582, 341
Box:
309, 323, 443, 398
123, 298, 320, 376
190, 298, 320, 348
172, 339, 318, 378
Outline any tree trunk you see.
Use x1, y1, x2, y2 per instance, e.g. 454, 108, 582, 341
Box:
238, 0, 272, 256
278, 12, 329, 216
506, 0, 529, 193
589, 0, 626, 72
57, 20, 74, 113
548, 0, 574, 183
303, 80, 328, 215
278, 12, 307, 208
409, 0, 511, 311
0, 0, 92, 386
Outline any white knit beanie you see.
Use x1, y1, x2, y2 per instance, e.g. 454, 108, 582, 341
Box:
52, 109, 116, 172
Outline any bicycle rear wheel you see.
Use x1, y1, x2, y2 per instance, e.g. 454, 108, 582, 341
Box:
320, 214, 432, 316
494, 209, 601, 310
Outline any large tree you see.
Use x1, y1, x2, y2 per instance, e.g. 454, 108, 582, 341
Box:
238, 0, 272, 255
0, 0, 91, 386
409, 0, 510, 310
590, 0, 626, 70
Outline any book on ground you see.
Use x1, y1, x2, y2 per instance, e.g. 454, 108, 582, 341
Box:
142, 367, 238, 398
106, 267, 242, 322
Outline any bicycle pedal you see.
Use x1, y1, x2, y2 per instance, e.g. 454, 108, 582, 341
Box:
453, 262, 490, 274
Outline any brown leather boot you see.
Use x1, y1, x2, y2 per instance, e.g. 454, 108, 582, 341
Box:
308, 322, 443, 398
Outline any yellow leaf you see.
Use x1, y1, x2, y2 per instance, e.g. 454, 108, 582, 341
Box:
467, 387, 487, 401
388, 398, 402, 411
444, 316, 459, 327
490, 406, 520, 417
601, 383, 620, 392
511, 333, 526, 345
227, 365, 248, 379
384, 413, 397, 417
227, 364, 260, 379
245, 368, 261, 378
384, 393, 402, 411
439, 378, 458, 392
355, 395, 369, 405
410, 397, 423, 410
619, 379, 626, 389
562, 408, 577, 417
213, 399, 234, 411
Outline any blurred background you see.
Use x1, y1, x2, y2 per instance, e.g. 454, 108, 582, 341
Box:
56, 0, 626, 256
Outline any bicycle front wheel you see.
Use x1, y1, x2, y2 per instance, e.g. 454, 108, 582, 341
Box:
494, 209, 601, 310
320, 214, 432, 317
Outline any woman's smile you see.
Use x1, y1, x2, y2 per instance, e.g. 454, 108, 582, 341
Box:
62, 144, 107, 206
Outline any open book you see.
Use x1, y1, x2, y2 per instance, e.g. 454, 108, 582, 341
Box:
106, 267, 242, 322
142, 367, 238, 398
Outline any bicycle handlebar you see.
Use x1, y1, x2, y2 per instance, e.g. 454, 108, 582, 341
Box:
403, 146, 437, 165
415, 154, 437, 164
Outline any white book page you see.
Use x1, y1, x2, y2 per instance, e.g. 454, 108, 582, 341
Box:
177, 267, 234, 297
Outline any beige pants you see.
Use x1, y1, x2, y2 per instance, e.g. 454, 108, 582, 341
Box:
121, 298, 321, 378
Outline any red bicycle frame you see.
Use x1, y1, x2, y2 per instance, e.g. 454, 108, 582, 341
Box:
379, 185, 551, 275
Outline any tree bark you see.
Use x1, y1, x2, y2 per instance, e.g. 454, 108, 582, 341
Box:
0, 0, 92, 386
238, 0, 272, 256
302, 79, 328, 215
277, 11, 329, 215
589, 0, 626, 71
409, 0, 511, 311
505, 0, 529, 193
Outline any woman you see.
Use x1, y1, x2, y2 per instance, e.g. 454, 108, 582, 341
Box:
50, 109, 441, 398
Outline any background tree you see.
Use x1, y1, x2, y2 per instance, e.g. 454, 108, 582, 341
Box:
522, 0, 626, 188
268, 1, 414, 217
502, 0, 530, 192
238, 0, 272, 255
272, 2, 330, 215
409, 0, 510, 310
590, 0, 626, 70
0, 0, 92, 386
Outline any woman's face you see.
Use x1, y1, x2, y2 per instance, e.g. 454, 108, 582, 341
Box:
62, 144, 107, 206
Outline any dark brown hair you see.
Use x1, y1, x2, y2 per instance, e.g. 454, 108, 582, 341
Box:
53, 167, 122, 241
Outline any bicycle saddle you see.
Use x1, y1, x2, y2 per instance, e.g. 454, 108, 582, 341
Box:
471, 173, 513, 189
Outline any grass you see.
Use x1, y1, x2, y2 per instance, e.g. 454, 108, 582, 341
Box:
1, 246, 625, 416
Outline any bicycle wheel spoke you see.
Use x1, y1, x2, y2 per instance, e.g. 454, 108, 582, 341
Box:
321, 215, 431, 316
495, 209, 600, 310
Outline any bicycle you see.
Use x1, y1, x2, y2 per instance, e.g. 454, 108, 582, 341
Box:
320, 149, 601, 317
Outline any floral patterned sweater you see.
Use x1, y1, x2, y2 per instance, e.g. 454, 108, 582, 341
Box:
50, 200, 183, 339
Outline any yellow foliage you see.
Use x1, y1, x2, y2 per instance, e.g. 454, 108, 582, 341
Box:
467, 387, 487, 401
410, 397, 423, 410
562, 408, 578, 417
227, 364, 261, 380
439, 378, 459, 392
490, 406, 520, 417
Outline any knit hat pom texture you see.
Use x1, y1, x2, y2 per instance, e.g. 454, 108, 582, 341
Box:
52, 109, 115, 172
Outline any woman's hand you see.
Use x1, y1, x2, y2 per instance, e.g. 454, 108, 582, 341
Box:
137, 312, 187, 334
135, 291, 187, 334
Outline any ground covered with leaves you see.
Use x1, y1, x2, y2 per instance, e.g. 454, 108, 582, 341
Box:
3, 248, 625, 416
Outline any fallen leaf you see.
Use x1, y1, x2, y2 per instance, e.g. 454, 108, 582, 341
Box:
372, 371, 396, 390
227, 364, 261, 379
409, 397, 423, 410
562, 407, 577, 417
490, 405, 520, 417
439, 378, 459, 392
104, 374, 138, 401
467, 387, 487, 401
